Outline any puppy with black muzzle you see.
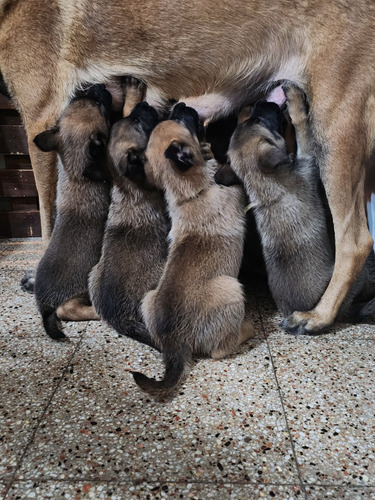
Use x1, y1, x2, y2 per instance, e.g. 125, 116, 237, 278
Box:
217, 84, 375, 332
33, 84, 112, 340
131, 103, 254, 400
89, 79, 169, 348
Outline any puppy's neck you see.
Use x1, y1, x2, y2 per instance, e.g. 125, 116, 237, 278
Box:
165, 159, 216, 210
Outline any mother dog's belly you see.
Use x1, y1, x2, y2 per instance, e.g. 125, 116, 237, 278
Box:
74, 52, 306, 120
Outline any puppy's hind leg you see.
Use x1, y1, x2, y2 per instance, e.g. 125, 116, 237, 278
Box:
20, 269, 35, 294
122, 76, 146, 117
211, 321, 254, 359
202, 275, 253, 359
56, 294, 100, 321
238, 320, 255, 344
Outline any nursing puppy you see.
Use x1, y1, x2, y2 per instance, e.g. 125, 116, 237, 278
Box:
132, 103, 254, 400
218, 84, 375, 332
33, 85, 112, 340
89, 81, 169, 347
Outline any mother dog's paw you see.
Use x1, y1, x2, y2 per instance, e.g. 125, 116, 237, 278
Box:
279, 310, 328, 336
20, 269, 35, 294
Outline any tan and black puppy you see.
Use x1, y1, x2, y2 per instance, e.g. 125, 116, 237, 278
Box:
217, 84, 375, 333
132, 103, 254, 400
33, 84, 112, 340
89, 80, 169, 348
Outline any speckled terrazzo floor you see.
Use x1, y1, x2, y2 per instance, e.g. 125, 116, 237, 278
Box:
0, 239, 374, 500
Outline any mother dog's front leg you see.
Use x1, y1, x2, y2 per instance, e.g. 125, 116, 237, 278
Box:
281, 107, 374, 335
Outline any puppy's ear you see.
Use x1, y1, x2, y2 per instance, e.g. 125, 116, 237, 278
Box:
259, 146, 291, 173
83, 132, 110, 182
33, 127, 59, 152
164, 141, 194, 171
123, 148, 146, 183
88, 131, 107, 159
214, 163, 242, 186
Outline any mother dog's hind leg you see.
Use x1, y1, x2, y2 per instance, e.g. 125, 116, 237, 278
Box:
281, 100, 374, 335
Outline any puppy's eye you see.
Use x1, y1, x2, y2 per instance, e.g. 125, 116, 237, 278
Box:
264, 138, 276, 147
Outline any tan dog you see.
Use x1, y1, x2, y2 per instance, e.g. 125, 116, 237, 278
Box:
33, 85, 112, 340
1, 0, 374, 335
131, 104, 254, 400
89, 78, 170, 347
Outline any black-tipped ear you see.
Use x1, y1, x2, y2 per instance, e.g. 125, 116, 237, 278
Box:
164, 142, 194, 171
88, 131, 107, 159
214, 163, 242, 186
123, 148, 146, 184
83, 132, 110, 182
33, 127, 59, 152
259, 147, 291, 172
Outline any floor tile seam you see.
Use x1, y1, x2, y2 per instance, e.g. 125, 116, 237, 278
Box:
3, 332, 87, 500
255, 291, 375, 495
4, 477, 309, 487
5, 475, 374, 489
254, 288, 307, 500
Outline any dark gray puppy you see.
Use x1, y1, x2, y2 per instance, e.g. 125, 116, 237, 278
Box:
88, 100, 169, 347
217, 83, 375, 334
33, 84, 112, 340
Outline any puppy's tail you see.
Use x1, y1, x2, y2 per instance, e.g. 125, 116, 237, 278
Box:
116, 319, 160, 351
132, 342, 192, 401
41, 306, 67, 340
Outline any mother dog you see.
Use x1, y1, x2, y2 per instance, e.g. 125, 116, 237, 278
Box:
1, 0, 374, 335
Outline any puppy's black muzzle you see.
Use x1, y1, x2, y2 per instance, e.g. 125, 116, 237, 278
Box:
129, 101, 159, 137
72, 84, 113, 119
84, 84, 113, 119
247, 100, 286, 137
169, 102, 204, 141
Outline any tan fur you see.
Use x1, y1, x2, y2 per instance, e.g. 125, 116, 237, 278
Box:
1, 0, 375, 333
56, 296, 100, 321
132, 115, 253, 400
88, 79, 169, 347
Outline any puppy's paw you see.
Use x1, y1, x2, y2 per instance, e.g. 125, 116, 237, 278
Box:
20, 269, 35, 294
122, 75, 146, 94
200, 142, 214, 161
282, 82, 309, 123
279, 310, 328, 336
122, 76, 146, 117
